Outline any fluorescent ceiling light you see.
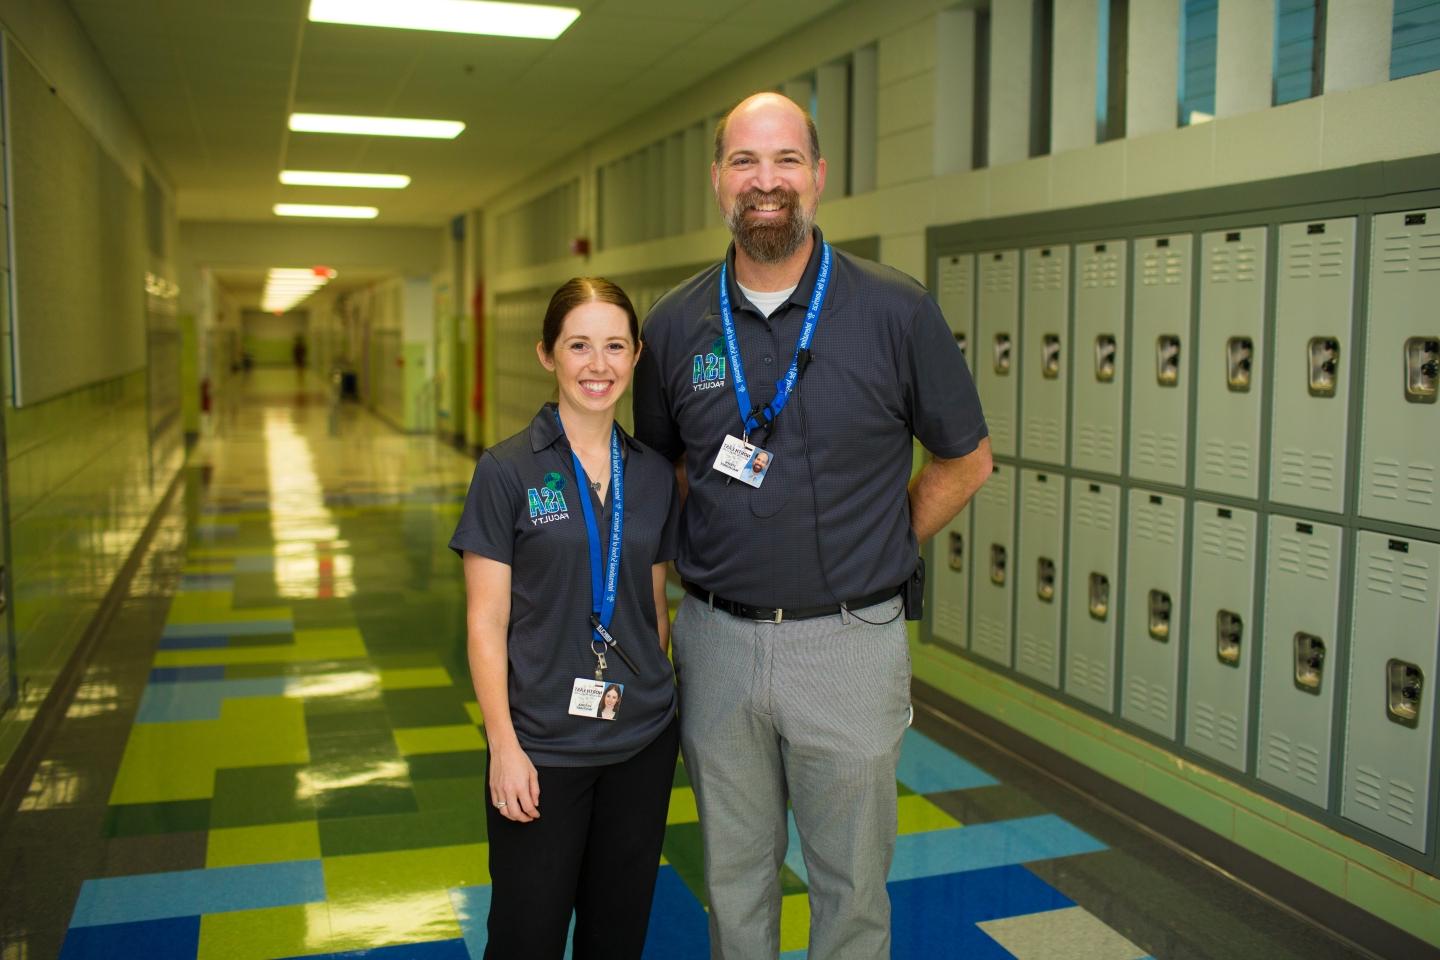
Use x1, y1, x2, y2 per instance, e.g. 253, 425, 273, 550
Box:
274, 203, 379, 219
280, 170, 411, 189
289, 113, 464, 139
263, 266, 337, 313
309, 0, 580, 40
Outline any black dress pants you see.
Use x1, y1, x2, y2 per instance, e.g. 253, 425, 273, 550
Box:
483, 717, 680, 960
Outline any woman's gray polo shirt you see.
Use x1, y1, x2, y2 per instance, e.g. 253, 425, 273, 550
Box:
450, 403, 680, 767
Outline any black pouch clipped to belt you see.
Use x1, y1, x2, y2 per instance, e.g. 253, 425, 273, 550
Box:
902, 556, 925, 621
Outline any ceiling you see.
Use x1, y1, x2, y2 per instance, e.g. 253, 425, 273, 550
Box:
67, 0, 850, 228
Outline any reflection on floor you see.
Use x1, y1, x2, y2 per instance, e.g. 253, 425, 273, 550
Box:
0, 371, 1365, 959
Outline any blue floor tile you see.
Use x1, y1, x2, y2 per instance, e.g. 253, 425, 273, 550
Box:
179, 575, 236, 592
148, 666, 227, 683
449, 885, 490, 960
643, 866, 710, 960
157, 635, 233, 650
162, 619, 293, 640
278, 939, 471, 959
890, 865, 1074, 959
58, 915, 200, 960
135, 677, 292, 723
70, 861, 325, 927
888, 815, 1106, 882
896, 729, 1000, 793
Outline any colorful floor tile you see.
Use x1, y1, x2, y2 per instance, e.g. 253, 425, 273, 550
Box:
0, 372, 1371, 960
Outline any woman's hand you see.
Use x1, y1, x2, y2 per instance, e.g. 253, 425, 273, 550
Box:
489, 740, 541, 822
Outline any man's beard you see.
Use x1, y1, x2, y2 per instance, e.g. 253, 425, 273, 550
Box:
725, 187, 813, 264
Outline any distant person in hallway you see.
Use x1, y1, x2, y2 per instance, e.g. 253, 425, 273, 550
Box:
632, 92, 992, 960
292, 333, 307, 372
451, 277, 681, 959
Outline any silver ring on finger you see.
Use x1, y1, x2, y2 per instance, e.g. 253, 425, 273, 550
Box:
496, 800, 508, 808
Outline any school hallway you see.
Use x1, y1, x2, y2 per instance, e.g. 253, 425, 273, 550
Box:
0, 372, 1374, 960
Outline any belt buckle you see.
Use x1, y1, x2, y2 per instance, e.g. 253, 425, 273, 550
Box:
771, 607, 784, 625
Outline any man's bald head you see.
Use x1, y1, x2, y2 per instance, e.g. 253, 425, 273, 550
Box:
713, 92, 821, 169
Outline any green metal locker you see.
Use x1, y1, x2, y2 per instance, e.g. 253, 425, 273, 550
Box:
1359, 209, 1440, 530
1129, 235, 1193, 487
969, 462, 1015, 668
977, 250, 1020, 456
1065, 478, 1122, 711
1016, 469, 1065, 687
1122, 489, 1186, 739
1257, 516, 1345, 808
1269, 218, 1355, 514
1195, 227, 1267, 499
1072, 240, 1127, 476
1184, 502, 1259, 772
1021, 245, 1069, 465
935, 253, 976, 368
1341, 532, 1439, 852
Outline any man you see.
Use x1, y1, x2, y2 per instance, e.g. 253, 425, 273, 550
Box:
632, 92, 991, 959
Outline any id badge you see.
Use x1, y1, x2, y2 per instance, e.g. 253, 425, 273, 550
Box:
568, 678, 624, 720
712, 434, 773, 488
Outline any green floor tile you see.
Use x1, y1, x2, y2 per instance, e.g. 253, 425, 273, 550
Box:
210, 764, 316, 828
779, 863, 808, 896
315, 781, 420, 821
661, 821, 709, 908
226, 632, 296, 648
382, 689, 472, 728
105, 799, 212, 837
411, 777, 487, 813
406, 750, 488, 781
305, 708, 392, 737
317, 806, 485, 856
672, 760, 691, 788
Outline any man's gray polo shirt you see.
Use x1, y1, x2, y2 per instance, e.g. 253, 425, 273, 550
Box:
450, 404, 680, 767
633, 228, 987, 610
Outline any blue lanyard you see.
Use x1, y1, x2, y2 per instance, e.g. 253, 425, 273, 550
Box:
719, 242, 831, 439
554, 411, 624, 648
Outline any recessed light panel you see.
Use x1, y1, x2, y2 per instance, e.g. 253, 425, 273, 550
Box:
274, 203, 379, 219
263, 267, 337, 313
309, 0, 580, 40
289, 114, 465, 139
280, 170, 411, 189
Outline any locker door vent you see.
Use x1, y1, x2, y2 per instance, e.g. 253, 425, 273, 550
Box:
1275, 534, 1333, 580
1367, 459, 1436, 507
1350, 765, 1417, 826
1217, 712, 1240, 753
1193, 701, 1216, 741
1131, 503, 1179, 545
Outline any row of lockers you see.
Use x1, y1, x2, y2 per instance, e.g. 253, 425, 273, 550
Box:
929, 464, 1440, 854
934, 208, 1440, 532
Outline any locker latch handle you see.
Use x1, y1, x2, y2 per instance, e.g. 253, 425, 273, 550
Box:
1041, 335, 1061, 380
1088, 572, 1109, 621
1293, 633, 1326, 693
1215, 610, 1242, 665
1094, 335, 1117, 382
1403, 337, 1438, 404
989, 544, 1007, 586
1386, 659, 1424, 727
1307, 337, 1340, 397
1225, 337, 1253, 392
1036, 557, 1056, 602
954, 331, 968, 360
993, 334, 1012, 375
947, 531, 964, 573
1147, 590, 1172, 640
1155, 336, 1181, 387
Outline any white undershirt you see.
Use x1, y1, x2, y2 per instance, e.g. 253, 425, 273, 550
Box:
736, 280, 798, 318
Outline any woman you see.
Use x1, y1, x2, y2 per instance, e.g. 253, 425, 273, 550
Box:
450, 278, 680, 959
598, 683, 623, 720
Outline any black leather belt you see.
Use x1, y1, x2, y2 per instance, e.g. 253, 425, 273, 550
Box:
683, 581, 901, 624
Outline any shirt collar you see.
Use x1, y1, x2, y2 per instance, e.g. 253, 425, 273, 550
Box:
528, 402, 642, 455
723, 225, 827, 317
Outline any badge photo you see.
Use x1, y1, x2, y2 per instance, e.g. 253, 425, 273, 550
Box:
568, 678, 625, 720
712, 434, 773, 488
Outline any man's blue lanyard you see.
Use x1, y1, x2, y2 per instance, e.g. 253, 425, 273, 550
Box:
718, 242, 831, 440
554, 411, 625, 653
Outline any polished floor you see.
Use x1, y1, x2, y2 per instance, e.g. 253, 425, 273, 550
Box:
0, 371, 1368, 959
